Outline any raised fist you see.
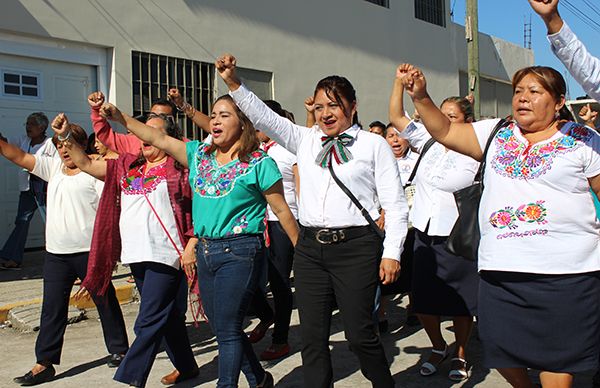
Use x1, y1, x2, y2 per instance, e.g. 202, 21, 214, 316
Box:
528, 0, 559, 18
215, 54, 240, 87
88, 91, 105, 109
304, 96, 315, 113
579, 104, 598, 124
51, 113, 69, 136
168, 88, 184, 107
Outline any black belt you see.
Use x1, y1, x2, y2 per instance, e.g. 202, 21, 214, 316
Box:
302, 225, 372, 244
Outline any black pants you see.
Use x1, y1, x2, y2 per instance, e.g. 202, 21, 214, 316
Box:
35, 251, 129, 364
250, 221, 295, 344
294, 228, 394, 388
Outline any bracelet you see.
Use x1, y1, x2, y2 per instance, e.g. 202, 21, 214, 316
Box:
57, 130, 72, 142
177, 102, 196, 118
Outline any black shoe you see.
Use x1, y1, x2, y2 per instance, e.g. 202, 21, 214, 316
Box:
593, 369, 600, 388
406, 314, 421, 327
107, 353, 125, 368
378, 319, 389, 334
13, 365, 56, 386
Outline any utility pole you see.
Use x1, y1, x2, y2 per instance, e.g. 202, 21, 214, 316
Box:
466, 0, 480, 119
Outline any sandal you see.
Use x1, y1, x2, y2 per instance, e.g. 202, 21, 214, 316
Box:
448, 357, 468, 381
419, 343, 448, 376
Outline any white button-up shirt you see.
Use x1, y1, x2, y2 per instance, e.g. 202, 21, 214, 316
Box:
230, 85, 408, 261
549, 22, 600, 101
403, 121, 479, 236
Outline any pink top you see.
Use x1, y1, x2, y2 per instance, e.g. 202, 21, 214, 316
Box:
91, 107, 141, 155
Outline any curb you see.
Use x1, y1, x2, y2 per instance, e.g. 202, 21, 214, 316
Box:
0, 283, 136, 323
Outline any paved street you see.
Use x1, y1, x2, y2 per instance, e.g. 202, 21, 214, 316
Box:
0, 251, 595, 387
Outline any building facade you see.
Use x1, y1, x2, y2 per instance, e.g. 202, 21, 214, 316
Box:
0, 0, 533, 247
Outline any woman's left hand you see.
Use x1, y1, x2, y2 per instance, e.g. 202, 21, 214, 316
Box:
379, 258, 400, 285
181, 238, 198, 280
73, 286, 90, 301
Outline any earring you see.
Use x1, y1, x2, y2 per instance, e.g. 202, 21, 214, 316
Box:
241, 126, 244, 131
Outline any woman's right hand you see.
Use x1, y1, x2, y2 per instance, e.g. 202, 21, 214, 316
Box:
51, 113, 69, 138
168, 88, 184, 107
88, 91, 105, 109
400, 64, 428, 101
181, 238, 198, 281
215, 54, 242, 90
99, 103, 126, 126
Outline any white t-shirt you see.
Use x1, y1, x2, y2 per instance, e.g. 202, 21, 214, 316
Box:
264, 142, 298, 221
403, 121, 480, 236
32, 154, 104, 254
473, 119, 600, 274
119, 163, 181, 269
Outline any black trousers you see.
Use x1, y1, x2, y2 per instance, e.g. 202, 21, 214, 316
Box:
35, 251, 129, 364
250, 221, 295, 344
294, 228, 394, 388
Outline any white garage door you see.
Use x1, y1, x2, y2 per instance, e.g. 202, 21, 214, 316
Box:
0, 53, 97, 249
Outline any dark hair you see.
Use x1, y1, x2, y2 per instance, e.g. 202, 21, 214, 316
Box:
206, 95, 260, 163
369, 120, 386, 131
283, 110, 296, 124
151, 98, 177, 117
52, 123, 88, 148
383, 124, 396, 137
27, 112, 49, 130
86, 133, 97, 155
512, 66, 566, 103
130, 114, 184, 170
441, 96, 475, 123
263, 100, 286, 117
314, 75, 360, 126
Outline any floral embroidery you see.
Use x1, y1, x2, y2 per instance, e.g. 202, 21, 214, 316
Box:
492, 122, 592, 180
226, 215, 248, 236
489, 200, 548, 229
121, 163, 166, 195
194, 144, 268, 198
515, 201, 547, 224
489, 207, 518, 229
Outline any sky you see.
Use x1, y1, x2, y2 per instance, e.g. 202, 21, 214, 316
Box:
451, 0, 600, 100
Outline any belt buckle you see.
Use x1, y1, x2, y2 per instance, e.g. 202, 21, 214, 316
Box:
315, 229, 332, 244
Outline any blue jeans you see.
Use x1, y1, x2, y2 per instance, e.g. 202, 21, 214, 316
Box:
1, 177, 47, 265
114, 262, 197, 388
196, 234, 266, 388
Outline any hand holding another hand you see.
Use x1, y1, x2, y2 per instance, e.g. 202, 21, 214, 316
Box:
99, 103, 126, 126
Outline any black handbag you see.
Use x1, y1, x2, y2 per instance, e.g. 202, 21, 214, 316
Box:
445, 119, 507, 261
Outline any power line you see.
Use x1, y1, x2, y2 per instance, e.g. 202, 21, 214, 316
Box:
562, 0, 600, 34
582, 0, 600, 19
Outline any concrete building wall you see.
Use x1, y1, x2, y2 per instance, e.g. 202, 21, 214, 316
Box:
1, 0, 532, 123
0, 0, 533, 247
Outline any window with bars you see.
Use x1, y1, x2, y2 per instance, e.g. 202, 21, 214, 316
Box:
1, 70, 41, 99
132, 51, 214, 139
415, 0, 446, 27
365, 0, 389, 7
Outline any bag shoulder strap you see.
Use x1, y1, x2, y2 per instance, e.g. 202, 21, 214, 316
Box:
476, 118, 508, 185
327, 162, 384, 239
141, 168, 182, 257
404, 136, 436, 187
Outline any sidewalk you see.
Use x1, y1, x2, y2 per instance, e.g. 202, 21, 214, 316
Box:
0, 250, 136, 329
0, 250, 595, 387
